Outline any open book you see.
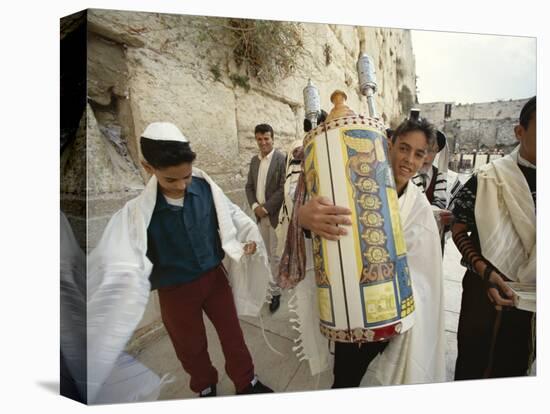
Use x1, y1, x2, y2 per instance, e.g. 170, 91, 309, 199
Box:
505, 282, 536, 312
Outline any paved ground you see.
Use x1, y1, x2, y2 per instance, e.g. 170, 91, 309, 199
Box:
132, 239, 465, 400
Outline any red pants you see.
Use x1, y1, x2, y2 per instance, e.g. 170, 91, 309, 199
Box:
157, 264, 254, 393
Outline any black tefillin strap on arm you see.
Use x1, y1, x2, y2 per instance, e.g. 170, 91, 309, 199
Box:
452, 229, 505, 290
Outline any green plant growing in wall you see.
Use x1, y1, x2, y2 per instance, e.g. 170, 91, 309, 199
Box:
195, 17, 306, 84
210, 65, 222, 82
229, 73, 251, 92
323, 43, 332, 66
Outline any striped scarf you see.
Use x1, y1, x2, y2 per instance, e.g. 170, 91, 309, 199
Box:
277, 150, 307, 289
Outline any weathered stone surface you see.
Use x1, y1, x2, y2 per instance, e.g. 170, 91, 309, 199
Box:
235, 88, 297, 164
87, 11, 417, 193
495, 119, 518, 147
206, 172, 250, 211
60, 113, 86, 196
87, 32, 129, 106
418, 99, 530, 124
126, 47, 241, 176
417, 99, 528, 152
453, 100, 529, 120
87, 104, 144, 195
87, 10, 145, 48
441, 118, 518, 152
87, 192, 142, 218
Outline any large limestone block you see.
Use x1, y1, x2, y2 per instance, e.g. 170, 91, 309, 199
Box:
87, 33, 129, 106
417, 102, 448, 127
90, 10, 230, 79
235, 88, 297, 162
207, 172, 247, 196
329, 24, 360, 57
87, 9, 150, 48
126, 48, 239, 175
495, 119, 517, 146
444, 118, 519, 152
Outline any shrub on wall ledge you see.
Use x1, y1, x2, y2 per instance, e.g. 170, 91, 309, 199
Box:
197, 17, 307, 85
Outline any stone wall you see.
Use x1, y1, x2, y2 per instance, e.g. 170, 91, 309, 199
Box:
419, 99, 529, 123
417, 98, 529, 153
82, 9, 417, 248
443, 118, 518, 153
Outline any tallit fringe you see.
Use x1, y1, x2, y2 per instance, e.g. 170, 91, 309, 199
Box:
285, 288, 312, 365
158, 373, 176, 389
265, 287, 274, 304
258, 312, 285, 357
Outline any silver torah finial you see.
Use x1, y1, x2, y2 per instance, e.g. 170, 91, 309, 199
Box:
303, 79, 321, 129
357, 53, 379, 119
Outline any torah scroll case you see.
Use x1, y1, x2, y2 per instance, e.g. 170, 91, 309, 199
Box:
302, 98, 415, 343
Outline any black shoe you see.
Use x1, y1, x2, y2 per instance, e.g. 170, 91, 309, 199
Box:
269, 294, 281, 313
199, 384, 217, 397
237, 379, 274, 395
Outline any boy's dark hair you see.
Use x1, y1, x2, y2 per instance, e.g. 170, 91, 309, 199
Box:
519, 96, 536, 129
436, 130, 447, 152
392, 118, 436, 148
140, 137, 196, 169
254, 123, 274, 138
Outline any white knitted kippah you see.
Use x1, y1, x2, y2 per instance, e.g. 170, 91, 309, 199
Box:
141, 122, 189, 143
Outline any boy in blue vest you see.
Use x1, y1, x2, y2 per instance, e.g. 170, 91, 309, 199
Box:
141, 123, 274, 397
89, 122, 273, 399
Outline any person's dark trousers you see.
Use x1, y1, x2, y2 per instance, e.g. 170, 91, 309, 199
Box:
454, 271, 535, 380
332, 340, 389, 388
158, 264, 255, 393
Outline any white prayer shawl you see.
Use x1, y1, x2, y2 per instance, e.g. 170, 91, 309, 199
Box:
291, 182, 446, 384
86, 168, 272, 403
435, 142, 449, 175
288, 243, 332, 375
365, 182, 446, 385
62, 213, 168, 404
475, 147, 536, 283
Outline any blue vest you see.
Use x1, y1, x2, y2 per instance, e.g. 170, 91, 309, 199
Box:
146, 177, 224, 290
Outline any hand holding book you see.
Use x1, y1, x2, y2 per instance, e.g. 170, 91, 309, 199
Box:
504, 282, 536, 312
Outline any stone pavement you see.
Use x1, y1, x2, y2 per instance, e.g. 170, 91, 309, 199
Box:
132, 239, 465, 400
